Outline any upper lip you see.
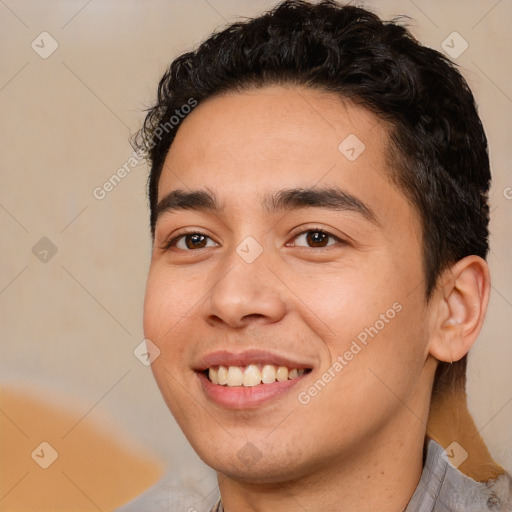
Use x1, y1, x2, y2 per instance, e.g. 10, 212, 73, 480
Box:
195, 349, 314, 371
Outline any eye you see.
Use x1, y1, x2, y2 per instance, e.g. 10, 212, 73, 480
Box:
164, 232, 217, 251
289, 229, 343, 248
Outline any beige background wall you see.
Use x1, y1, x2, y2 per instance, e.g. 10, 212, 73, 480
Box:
1, 0, 511, 509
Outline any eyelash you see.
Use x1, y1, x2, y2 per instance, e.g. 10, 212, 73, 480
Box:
161, 228, 345, 252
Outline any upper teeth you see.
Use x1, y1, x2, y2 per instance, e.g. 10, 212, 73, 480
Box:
208, 365, 306, 387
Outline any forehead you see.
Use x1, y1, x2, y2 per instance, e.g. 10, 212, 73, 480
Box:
162, 86, 386, 183
157, 85, 415, 233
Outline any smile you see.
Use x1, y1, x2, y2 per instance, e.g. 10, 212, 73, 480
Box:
195, 349, 314, 408
206, 364, 309, 387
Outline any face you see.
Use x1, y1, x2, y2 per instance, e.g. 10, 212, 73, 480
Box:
144, 85, 436, 483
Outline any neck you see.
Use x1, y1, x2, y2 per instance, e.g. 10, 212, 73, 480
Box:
217, 413, 426, 512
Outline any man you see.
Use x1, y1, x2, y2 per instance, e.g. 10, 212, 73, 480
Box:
120, 1, 512, 510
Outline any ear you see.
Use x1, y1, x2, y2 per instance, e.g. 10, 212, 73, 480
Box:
428, 255, 491, 363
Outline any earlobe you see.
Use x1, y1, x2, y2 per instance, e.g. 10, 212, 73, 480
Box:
428, 255, 490, 363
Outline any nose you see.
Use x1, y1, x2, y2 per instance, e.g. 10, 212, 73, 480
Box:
202, 245, 288, 329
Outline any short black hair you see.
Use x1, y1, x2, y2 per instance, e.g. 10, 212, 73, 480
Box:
134, 0, 491, 394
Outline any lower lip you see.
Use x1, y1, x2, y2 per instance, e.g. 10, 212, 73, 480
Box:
197, 371, 308, 409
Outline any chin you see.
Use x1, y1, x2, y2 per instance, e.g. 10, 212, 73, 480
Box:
190, 436, 311, 485
210, 458, 304, 485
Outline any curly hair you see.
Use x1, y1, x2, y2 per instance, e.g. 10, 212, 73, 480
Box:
134, 0, 491, 397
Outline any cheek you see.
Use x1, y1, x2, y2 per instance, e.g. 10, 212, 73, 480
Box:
143, 267, 198, 417
299, 261, 427, 394
143, 272, 168, 343
143, 265, 196, 341
293, 264, 398, 346
143, 264, 214, 386
295, 303, 428, 451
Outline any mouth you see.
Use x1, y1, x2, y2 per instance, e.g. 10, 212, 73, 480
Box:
194, 350, 313, 408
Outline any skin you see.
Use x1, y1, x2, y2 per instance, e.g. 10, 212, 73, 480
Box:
143, 85, 490, 512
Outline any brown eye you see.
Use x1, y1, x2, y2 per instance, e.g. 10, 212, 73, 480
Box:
165, 233, 217, 251
292, 230, 341, 248
183, 234, 208, 249
306, 231, 329, 247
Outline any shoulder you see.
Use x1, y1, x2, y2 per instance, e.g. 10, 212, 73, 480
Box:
407, 438, 512, 511
113, 471, 219, 512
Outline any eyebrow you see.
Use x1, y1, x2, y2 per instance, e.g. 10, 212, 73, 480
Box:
155, 186, 380, 226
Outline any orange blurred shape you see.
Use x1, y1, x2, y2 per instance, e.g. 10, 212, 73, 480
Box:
0, 385, 164, 512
